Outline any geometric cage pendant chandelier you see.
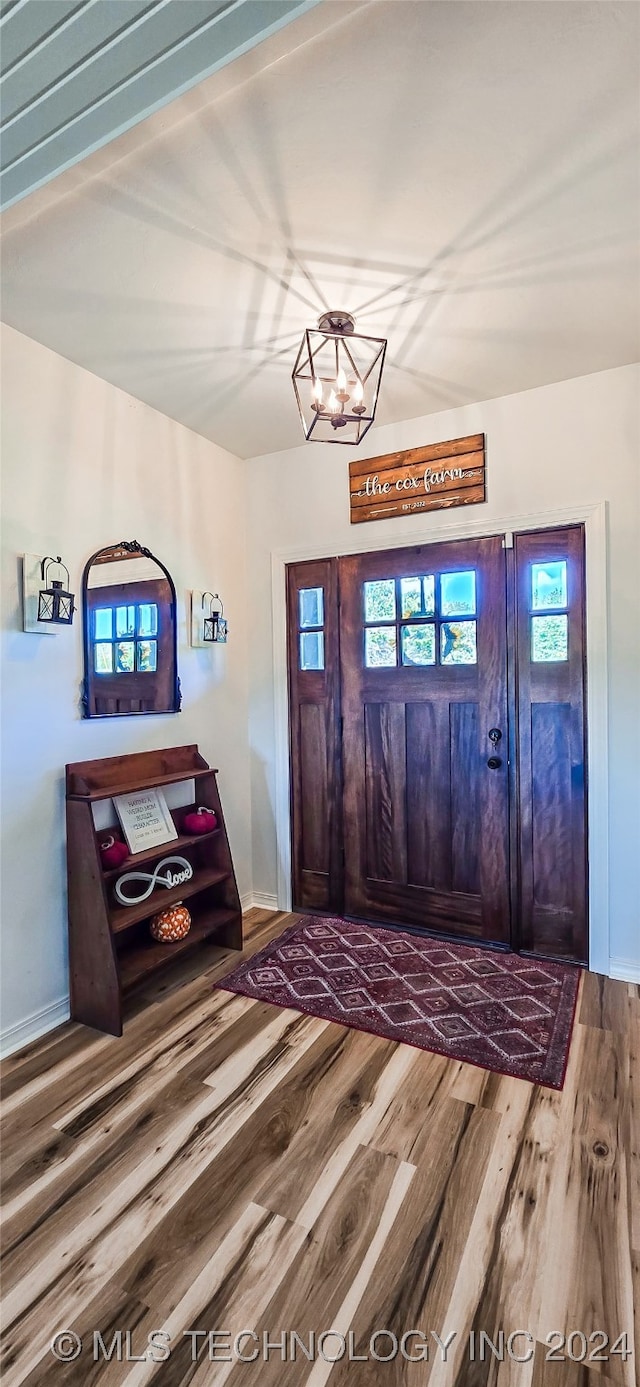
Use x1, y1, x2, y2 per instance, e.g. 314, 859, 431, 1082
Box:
292, 310, 387, 444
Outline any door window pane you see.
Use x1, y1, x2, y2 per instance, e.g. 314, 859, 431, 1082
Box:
136, 640, 157, 673
441, 621, 477, 664
440, 570, 476, 616
300, 631, 324, 670
364, 579, 396, 623
400, 575, 435, 618
531, 615, 568, 662
422, 575, 436, 616
137, 603, 158, 637
94, 643, 113, 673
401, 624, 436, 665
115, 641, 135, 673
94, 608, 113, 640
299, 587, 324, 629
400, 577, 422, 618
365, 626, 397, 667
531, 561, 567, 610
116, 605, 136, 637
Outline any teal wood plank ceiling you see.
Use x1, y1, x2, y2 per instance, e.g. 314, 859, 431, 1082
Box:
0, 0, 319, 208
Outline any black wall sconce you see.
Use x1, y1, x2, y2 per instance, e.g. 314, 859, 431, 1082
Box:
38, 556, 75, 624
202, 592, 228, 643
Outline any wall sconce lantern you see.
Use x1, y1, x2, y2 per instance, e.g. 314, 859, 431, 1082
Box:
37, 556, 75, 625
292, 310, 387, 445
202, 592, 228, 643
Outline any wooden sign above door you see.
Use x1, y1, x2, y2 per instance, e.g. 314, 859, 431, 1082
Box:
348, 433, 485, 525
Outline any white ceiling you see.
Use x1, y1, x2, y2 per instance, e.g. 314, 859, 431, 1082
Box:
1, 0, 638, 459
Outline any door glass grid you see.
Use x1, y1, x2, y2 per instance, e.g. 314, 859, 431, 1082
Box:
93, 604, 158, 675
363, 572, 477, 668
530, 561, 569, 661
298, 586, 325, 670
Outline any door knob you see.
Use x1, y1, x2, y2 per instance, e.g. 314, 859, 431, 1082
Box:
487, 755, 502, 770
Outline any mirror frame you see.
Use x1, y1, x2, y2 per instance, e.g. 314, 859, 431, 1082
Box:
80, 539, 181, 718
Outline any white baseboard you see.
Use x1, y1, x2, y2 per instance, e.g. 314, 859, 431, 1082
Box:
0, 997, 70, 1060
609, 958, 640, 984
245, 891, 279, 912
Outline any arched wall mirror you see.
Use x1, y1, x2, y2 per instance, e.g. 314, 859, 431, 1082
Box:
81, 541, 180, 718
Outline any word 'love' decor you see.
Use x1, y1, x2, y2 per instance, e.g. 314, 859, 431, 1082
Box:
114, 855, 193, 906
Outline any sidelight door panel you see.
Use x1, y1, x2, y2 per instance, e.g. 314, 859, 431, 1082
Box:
287, 558, 343, 913
513, 527, 588, 962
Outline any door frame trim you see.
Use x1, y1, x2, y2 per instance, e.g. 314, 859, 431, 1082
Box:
271, 500, 609, 974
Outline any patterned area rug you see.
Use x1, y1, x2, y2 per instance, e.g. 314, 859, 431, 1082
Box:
218, 916, 581, 1089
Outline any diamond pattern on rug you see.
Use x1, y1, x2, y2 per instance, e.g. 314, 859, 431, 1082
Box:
217, 917, 581, 1089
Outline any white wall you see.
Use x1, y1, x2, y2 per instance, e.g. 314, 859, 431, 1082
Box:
246, 364, 640, 978
1, 324, 251, 1052
2, 339, 638, 1055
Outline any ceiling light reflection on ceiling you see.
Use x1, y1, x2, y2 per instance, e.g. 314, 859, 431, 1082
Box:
292, 311, 387, 444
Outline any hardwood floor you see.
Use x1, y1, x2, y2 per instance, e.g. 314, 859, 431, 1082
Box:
1, 909, 638, 1386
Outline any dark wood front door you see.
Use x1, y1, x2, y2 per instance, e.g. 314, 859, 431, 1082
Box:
286, 525, 588, 962
339, 536, 510, 944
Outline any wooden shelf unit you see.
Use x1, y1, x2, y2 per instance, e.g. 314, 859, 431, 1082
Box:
66, 745, 243, 1036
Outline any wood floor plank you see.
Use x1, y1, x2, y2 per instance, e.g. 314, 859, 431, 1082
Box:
253, 1028, 399, 1221
579, 971, 632, 1034
293, 1043, 418, 1231
118, 1026, 405, 1315
1, 1010, 327, 1348
628, 1016, 640, 1254
537, 1024, 635, 1387
119, 1204, 308, 1387
425, 1079, 538, 1387
447, 1061, 526, 1115
1, 911, 637, 1387
452, 1082, 566, 1387
328, 1098, 501, 1387
8, 1282, 153, 1387
1, 1072, 207, 1258
1, 995, 255, 1242
531, 1339, 618, 1386
226, 1146, 415, 1387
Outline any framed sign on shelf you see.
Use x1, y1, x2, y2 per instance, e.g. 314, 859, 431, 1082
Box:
113, 787, 178, 854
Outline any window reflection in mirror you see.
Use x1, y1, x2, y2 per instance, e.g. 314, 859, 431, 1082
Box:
82, 542, 179, 717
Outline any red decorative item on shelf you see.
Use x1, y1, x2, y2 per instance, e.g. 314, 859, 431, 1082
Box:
183, 807, 217, 835
150, 903, 191, 943
99, 835, 129, 869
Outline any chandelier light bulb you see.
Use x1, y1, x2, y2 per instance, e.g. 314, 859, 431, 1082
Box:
311, 377, 324, 412
352, 377, 366, 415
335, 365, 350, 405
328, 389, 340, 413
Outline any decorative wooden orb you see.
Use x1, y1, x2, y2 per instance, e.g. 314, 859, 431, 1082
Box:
150, 903, 191, 943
